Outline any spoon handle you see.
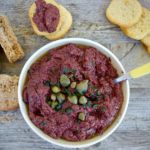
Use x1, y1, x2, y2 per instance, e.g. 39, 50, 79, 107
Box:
129, 62, 150, 78
115, 62, 150, 83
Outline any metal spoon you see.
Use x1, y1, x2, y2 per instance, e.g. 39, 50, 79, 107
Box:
115, 62, 150, 83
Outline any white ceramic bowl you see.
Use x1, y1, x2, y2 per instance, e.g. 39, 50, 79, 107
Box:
18, 38, 130, 148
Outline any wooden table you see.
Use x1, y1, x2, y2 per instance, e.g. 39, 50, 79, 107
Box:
0, 0, 150, 150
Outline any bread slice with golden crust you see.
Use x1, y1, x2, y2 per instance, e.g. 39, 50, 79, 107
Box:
106, 0, 142, 28
122, 8, 150, 40
0, 74, 19, 111
0, 16, 24, 63
146, 47, 150, 53
29, 0, 72, 40
141, 34, 150, 53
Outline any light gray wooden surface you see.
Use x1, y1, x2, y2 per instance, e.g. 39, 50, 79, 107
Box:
0, 0, 150, 150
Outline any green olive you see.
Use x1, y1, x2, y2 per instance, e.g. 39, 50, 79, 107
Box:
78, 112, 86, 121
79, 96, 87, 104
52, 86, 61, 93
70, 82, 77, 88
76, 80, 89, 94
65, 107, 73, 114
51, 94, 56, 101
51, 101, 58, 109
68, 95, 78, 104
57, 93, 65, 103
55, 103, 62, 111
60, 74, 70, 87
48, 101, 52, 105
68, 73, 74, 78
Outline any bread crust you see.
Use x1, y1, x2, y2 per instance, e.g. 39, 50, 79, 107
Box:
0, 16, 24, 63
0, 75, 19, 111
29, 0, 72, 40
0, 100, 19, 111
147, 47, 150, 53
141, 34, 150, 47
141, 34, 150, 53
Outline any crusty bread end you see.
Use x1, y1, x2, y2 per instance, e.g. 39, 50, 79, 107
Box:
0, 16, 24, 63
0, 74, 19, 111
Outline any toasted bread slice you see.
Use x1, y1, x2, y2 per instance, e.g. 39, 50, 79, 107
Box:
0, 74, 19, 111
106, 0, 142, 27
29, 0, 62, 36
29, 0, 72, 40
0, 16, 24, 63
141, 34, 150, 53
122, 8, 150, 40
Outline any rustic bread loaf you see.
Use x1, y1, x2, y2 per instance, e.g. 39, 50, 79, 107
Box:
0, 74, 19, 111
106, 0, 142, 27
122, 8, 150, 40
141, 34, 150, 53
0, 16, 24, 63
29, 0, 72, 40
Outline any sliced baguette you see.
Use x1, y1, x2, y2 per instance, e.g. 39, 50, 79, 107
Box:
29, 0, 72, 40
122, 8, 150, 40
0, 74, 19, 111
106, 0, 142, 27
0, 16, 24, 63
141, 34, 150, 53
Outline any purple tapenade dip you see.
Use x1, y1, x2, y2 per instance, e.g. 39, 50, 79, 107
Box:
23, 44, 123, 141
33, 0, 60, 33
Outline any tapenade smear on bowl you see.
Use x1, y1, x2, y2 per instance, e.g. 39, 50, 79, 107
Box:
23, 44, 123, 141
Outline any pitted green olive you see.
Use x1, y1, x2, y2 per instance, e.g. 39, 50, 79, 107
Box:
79, 96, 87, 104
60, 74, 70, 87
48, 101, 52, 106
70, 82, 77, 88
76, 80, 89, 94
55, 103, 62, 111
78, 112, 85, 121
57, 93, 65, 103
51, 101, 58, 109
51, 94, 56, 101
52, 86, 61, 93
68, 95, 78, 104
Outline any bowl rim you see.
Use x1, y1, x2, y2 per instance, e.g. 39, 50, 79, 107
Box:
18, 38, 130, 148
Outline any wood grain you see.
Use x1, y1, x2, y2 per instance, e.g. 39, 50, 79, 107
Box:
0, 0, 150, 150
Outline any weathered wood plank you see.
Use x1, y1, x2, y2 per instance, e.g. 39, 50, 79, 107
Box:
0, 0, 150, 150
0, 88, 150, 150
0, 0, 150, 87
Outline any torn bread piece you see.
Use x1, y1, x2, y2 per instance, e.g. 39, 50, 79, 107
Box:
122, 8, 150, 40
141, 34, 150, 53
0, 16, 24, 63
29, 0, 72, 40
106, 0, 142, 27
0, 74, 19, 111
